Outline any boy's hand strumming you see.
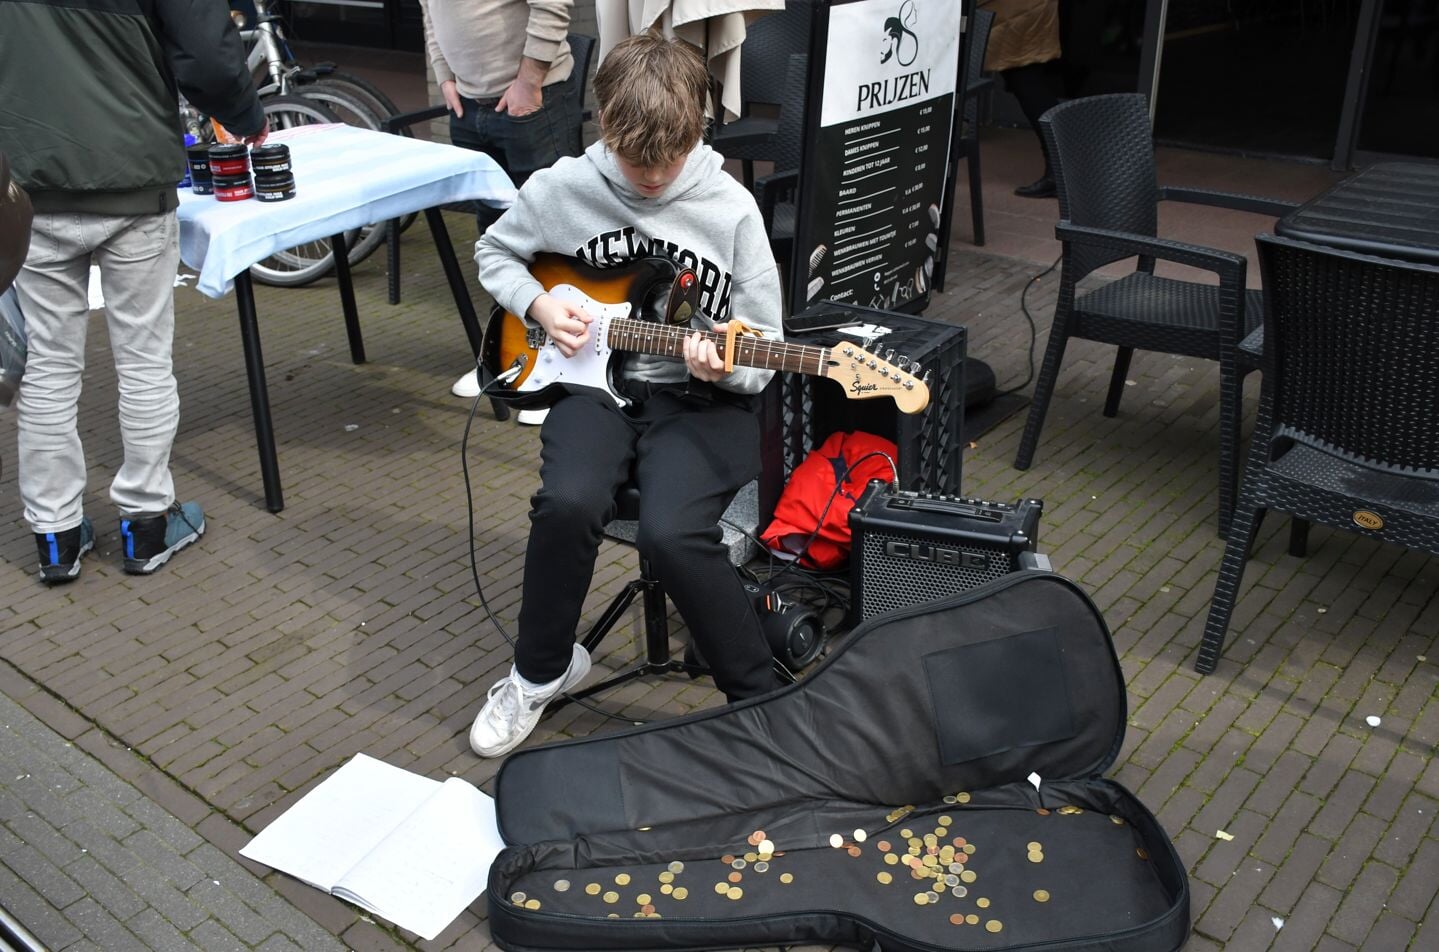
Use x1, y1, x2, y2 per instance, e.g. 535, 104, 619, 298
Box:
684, 327, 728, 383
530, 293, 592, 357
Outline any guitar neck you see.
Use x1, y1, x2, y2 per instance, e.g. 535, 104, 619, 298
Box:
606, 317, 827, 375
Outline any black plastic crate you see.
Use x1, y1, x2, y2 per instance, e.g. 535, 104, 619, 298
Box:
777, 304, 966, 495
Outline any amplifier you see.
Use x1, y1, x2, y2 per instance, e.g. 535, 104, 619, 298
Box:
849, 481, 1045, 624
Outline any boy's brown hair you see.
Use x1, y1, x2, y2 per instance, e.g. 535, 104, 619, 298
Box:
593, 31, 708, 168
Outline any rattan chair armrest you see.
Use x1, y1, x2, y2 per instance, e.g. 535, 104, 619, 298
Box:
382, 104, 450, 134
1159, 186, 1299, 218
1055, 221, 1248, 284
755, 169, 799, 228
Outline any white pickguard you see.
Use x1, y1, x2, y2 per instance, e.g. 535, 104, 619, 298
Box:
516, 284, 631, 406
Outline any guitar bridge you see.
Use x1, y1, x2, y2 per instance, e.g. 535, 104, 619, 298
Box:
526, 326, 547, 349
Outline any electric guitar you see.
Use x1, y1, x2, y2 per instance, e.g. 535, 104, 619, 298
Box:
479, 254, 930, 413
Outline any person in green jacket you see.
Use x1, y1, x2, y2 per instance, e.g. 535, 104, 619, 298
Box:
0, 0, 267, 583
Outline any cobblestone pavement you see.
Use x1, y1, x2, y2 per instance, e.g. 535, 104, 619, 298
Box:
1, 211, 1436, 951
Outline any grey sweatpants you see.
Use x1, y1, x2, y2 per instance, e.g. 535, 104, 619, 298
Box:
14, 211, 180, 533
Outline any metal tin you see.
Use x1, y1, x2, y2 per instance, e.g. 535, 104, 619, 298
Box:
212, 172, 254, 202
207, 142, 250, 177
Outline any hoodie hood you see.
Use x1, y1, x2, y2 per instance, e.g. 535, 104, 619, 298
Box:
588, 140, 727, 208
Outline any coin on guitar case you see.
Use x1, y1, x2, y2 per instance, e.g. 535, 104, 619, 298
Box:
1027, 841, 1043, 852
615, 873, 631, 886
1033, 889, 1051, 902
913, 892, 931, 905
673, 887, 689, 900
877, 871, 893, 885
585, 883, 601, 896
668, 861, 685, 874
1028, 850, 1045, 863
510, 892, 527, 904
986, 920, 1004, 933
758, 838, 775, 854
829, 833, 845, 848
780, 873, 795, 884
976, 897, 990, 909
553, 879, 570, 892
714, 882, 729, 895
727, 886, 744, 900
728, 871, 743, 884
524, 899, 541, 910
660, 884, 673, 895
658, 871, 674, 884
1136, 847, 1150, 860
754, 861, 770, 873
636, 893, 652, 906
603, 891, 619, 904
950, 913, 965, 925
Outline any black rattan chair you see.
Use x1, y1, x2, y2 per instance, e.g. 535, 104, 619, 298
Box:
709, 2, 812, 191
1196, 234, 1439, 674
1012, 93, 1296, 537
752, 53, 808, 297
951, 6, 994, 246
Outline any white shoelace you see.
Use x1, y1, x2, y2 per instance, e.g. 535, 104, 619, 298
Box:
483, 677, 523, 732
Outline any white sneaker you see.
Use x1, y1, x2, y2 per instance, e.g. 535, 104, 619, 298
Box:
516, 407, 550, 426
452, 368, 481, 398
469, 644, 591, 758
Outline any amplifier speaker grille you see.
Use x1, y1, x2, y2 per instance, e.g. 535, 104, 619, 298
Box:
856, 529, 1017, 621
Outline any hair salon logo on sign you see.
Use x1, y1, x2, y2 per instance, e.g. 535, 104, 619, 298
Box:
860, 0, 929, 110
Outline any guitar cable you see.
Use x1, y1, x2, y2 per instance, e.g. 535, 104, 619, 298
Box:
460, 359, 651, 727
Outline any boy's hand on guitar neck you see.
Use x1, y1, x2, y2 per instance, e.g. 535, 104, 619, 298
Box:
683, 325, 729, 382
529, 293, 592, 357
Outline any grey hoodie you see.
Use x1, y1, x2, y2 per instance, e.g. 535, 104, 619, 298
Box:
475, 140, 783, 395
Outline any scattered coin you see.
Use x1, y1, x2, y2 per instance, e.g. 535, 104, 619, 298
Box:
553, 879, 570, 893
754, 861, 770, 873
956, 792, 971, 804
615, 873, 631, 886
636, 893, 652, 905
966, 914, 980, 925
1034, 889, 1051, 902
1036, 808, 1051, 816
914, 892, 931, 905
976, 897, 990, 909
728, 871, 743, 884
585, 883, 601, 896
758, 838, 775, 854
829, 833, 844, 848
524, 899, 540, 910
1136, 847, 1150, 860
951, 885, 968, 898
640, 903, 656, 915
714, 883, 729, 895
884, 853, 899, 866
853, 828, 867, 842
847, 846, 862, 858
780, 873, 794, 884
660, 884, 673, 895
510, 892, 527, 904
960, 870, 978, 883
668, 861, 685, 874
986, 920, 1003, 933
938, 815, 953, 827
721, 854, 735, 865
603, 891, 619, 904
1110, 815, 1126, 826
1027, 841, 1043, 852
726, 886, 743, 900
877, 871, 893, 885
1028, 850, 1045, 863
877, 840, 891, 852
673, 887, 689, 900
731, 858, 747, 870
950, 913, 965, 925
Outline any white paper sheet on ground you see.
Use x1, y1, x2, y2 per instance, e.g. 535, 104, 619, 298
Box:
240, 753, 504, 941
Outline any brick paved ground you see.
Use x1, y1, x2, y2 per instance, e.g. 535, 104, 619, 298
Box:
1, 205, 1436, 951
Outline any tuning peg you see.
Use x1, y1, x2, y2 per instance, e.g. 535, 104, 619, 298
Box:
898, 354, 911, 369
884, 348, 896, 363
921, 370, 933, 388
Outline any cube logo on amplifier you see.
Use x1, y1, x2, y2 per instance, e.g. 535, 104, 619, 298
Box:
849, 481, 1045, 623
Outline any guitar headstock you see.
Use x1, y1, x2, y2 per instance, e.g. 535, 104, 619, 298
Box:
822, 340, 931, 414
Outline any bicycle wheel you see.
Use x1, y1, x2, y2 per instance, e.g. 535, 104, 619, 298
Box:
248, 94, 356, 288
300, 68, 402, 123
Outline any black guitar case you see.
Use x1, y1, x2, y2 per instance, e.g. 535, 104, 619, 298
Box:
487, 572, 1189, 951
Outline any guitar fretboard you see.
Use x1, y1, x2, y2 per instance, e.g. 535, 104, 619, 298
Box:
605, 318, 832, 375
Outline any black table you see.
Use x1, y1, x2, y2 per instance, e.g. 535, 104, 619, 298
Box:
1276, 161, 1439, 265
